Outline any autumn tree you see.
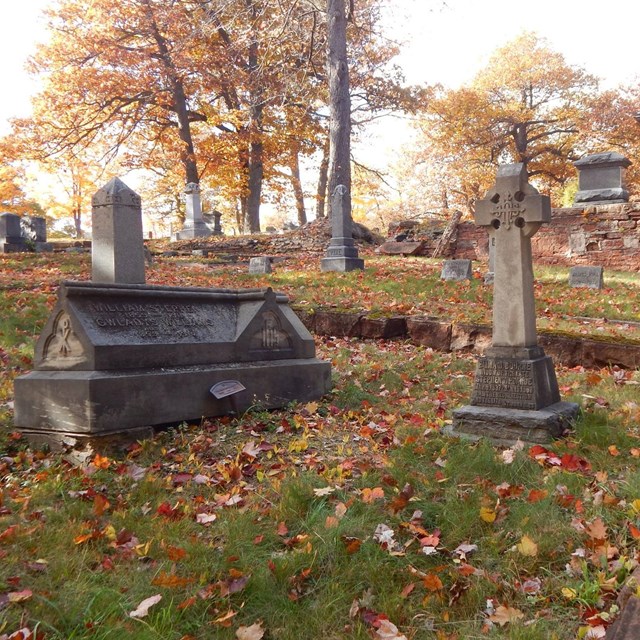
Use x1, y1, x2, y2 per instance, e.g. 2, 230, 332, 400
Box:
12, 0, 419, 234
584, 85, 640, 197
416, 32, 599, 209
0, 165, 41, 216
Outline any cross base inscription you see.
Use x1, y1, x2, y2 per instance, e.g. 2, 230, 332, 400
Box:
471, 346, 560, 411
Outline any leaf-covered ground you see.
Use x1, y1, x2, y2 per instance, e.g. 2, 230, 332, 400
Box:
1, 251, 639, 640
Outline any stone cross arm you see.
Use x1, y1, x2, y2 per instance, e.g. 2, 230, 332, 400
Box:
475, 163, 550, 234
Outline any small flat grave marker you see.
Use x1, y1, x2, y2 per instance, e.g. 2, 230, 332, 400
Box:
569, 266, 604, 289
249, 256, 272, 274
441, 259, 472, 281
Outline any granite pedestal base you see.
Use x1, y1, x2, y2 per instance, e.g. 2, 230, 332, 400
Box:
15, 358, 331, 449
450, 402, 580, 446
320, 256, 365, 272
452, 344, 579, 445
172, 224, 212, 241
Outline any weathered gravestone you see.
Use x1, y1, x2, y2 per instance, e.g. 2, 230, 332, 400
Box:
20, 215, 52, 252
321, 185, 364, 272
211, 210, 223, 235
569, 265, 604, 289
573, 152, 631, 205
92, 177, 145, 284
14, 180, 331, 449
441, 259, 472, 281
0, 212, 28, 253
249, 256, 272, 274
172, 183, 212, 240
451, 164, 579, 445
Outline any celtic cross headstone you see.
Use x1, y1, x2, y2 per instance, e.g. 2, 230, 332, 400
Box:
452, 164, 578, 445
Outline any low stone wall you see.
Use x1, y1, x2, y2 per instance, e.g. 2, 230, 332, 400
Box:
453, 203, 640, 271
295, 308, 640, 370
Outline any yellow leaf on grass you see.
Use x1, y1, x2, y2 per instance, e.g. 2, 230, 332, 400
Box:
212, 609, 237, 627
423, 573, 444, 592
236, 621, 265, 640
562, 587, 578, 600
489, 605, 525, 627
288, 439, 308, 453
480, 507, 497, 523
361, 487, 385, 503
585, 517, 607, 541
516, 535, 538, 557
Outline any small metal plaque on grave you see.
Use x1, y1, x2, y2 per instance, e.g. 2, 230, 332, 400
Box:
210, 380, 246, 399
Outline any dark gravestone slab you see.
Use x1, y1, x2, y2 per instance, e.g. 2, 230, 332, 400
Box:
14, 282, 331, 446
20, 215, 47, 242
569, 266, 604, 289
441, 259, 472, 281
471, 349, 560, 410
0, 212, 28, 253
21, 216, 53, 252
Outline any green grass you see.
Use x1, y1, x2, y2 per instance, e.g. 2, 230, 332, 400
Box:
0, 251, 639, 638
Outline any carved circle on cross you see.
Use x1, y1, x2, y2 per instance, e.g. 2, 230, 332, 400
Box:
488, 190, 526, 230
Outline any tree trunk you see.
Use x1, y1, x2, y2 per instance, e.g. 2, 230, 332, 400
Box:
290, 148, 307, 225
243, 3, 263, 234
238, 195, 248, 233
143, 0, 200, 185
72, 172, 82, 238
245, 136, 263, 233
326, 0, 351, 221
315, 138, 329, 218
73, 206, 82, 238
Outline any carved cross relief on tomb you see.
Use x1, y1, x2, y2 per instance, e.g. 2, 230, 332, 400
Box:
249, 311, 292, 352
42, 311, 85, 365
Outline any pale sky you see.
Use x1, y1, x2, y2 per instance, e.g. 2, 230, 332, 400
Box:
1, 1, 638, 138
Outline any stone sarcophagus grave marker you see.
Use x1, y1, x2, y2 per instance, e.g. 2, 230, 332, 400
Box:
573, 152, 631, 205
452, 164, 578, 445
14, 179, 331, 448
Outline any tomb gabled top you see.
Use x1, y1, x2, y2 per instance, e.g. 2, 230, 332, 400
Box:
33, 281, 315, 371
92, 177, 141, 209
